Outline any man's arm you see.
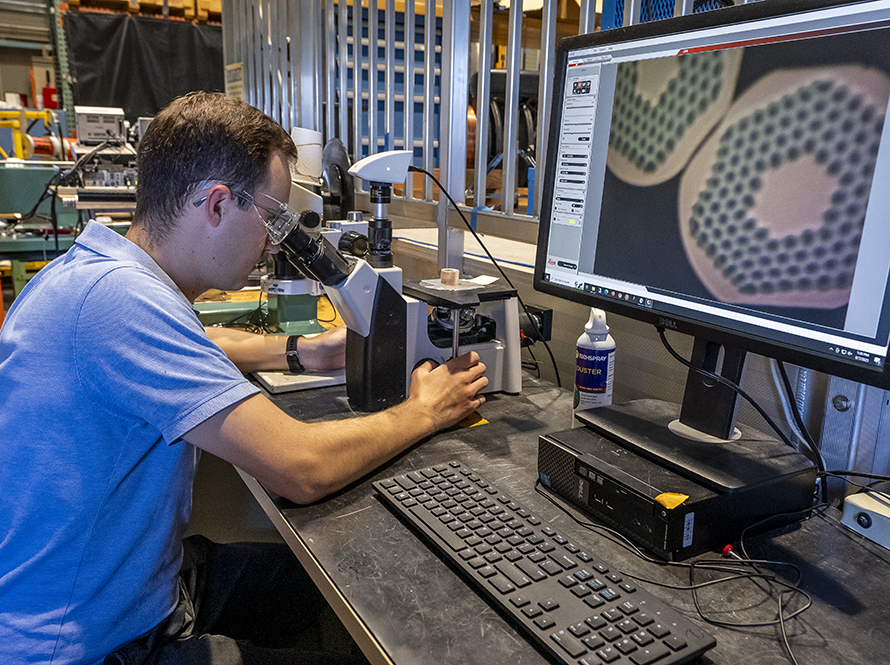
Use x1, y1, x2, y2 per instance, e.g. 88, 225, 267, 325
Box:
204, 326, 346, 373
183, 352, 488, 504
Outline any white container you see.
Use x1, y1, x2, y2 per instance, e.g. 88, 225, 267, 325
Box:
573, 308, 615, 416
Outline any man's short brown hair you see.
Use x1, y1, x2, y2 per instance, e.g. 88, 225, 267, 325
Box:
134, 92, 298, 243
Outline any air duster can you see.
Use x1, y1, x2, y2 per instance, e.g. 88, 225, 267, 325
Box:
574, 308, 615, 415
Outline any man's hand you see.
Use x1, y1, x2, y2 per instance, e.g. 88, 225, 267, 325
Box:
406, 352, 488, 433
187, 348, 489, 505
298, 326, 346, 370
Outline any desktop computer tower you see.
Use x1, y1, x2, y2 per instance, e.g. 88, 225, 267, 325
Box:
537, 424, 816, 561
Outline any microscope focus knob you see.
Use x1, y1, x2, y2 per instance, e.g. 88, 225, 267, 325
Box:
299, 210, 321, 229
339, 230, 369, 258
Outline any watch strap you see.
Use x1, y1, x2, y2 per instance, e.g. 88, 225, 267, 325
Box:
285, 335, 304, 373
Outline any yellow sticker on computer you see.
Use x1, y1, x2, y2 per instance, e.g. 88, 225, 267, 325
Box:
655, 492, 689, 510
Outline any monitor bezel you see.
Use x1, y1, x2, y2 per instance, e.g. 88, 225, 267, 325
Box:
533, 0, 890, 390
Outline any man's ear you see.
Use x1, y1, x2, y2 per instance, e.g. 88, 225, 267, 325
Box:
198, 185, 233, 228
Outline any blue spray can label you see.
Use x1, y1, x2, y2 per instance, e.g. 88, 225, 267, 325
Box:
574, 308, 615, 413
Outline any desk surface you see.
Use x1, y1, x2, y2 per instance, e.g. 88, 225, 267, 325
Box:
240, 376, 890, 665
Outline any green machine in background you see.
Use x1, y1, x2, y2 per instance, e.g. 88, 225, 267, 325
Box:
260, 252, 327, 336
0, 163, 80, 298
0, 162, 80, 236
193, 253, 328, 335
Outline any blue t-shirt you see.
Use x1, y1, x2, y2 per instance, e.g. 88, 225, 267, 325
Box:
0, 222, 259, 664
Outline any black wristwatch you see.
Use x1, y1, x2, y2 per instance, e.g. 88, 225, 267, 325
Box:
285, 335, 304, 373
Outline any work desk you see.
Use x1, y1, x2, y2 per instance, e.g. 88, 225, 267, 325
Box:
239, 376, 890, 665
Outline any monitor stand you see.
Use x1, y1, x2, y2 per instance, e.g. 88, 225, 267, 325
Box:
573, 338, 816, 494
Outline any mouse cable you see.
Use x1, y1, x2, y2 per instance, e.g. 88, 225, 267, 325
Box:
409, 165, 561, 388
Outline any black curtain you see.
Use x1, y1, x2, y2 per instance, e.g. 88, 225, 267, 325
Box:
63, 11, 224, 124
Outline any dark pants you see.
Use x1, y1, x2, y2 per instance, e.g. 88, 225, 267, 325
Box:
104, 535, 369, 665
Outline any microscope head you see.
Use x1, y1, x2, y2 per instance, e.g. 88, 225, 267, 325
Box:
347, 150, 414, 187
346, 150, 413, 269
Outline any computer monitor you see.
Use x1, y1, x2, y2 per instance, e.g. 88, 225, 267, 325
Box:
534, 0, 890, 493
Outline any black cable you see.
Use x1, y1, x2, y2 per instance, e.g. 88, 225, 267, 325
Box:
657, 327, 797, 449
820, 470, 890, 495
824, 469, 890, 482
409, 165, 562, 387
209, 292, 270, 333
523, 345, 542, 378
776, 362, 826, 477
15, 173, 61, 227
535, 480, 812, 664
59, 140, 114, 186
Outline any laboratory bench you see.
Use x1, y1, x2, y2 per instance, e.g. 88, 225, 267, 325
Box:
238, 374, 890, 665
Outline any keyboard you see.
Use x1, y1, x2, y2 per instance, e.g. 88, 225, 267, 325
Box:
373, 460, 716, 665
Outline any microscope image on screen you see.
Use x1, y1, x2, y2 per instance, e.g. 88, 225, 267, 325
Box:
603, 33, 890, 318
607, 49, 742, 187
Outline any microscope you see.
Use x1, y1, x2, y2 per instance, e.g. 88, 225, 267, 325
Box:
269, 150, 522, 412
261, 130, 367, 336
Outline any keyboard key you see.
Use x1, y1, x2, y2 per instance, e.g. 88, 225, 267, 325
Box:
585, 614, 607, 630
571, 585, 592, 598
568, 622, 590, 637
596, 646, 620, 663
549, 552, 579, 570
617, 619, 637, 634
582, 634, 605, 650
648, 622, 671, 638
395, 476, 416, 490
630, 642, 670, 665
550, 630, 587, 658
634, 612, 654, 627
665, 634, 688, 651
514, 559, 547, 582
540, 560, 563, 576
587, 577, 606, 591
584, 595, 605, 610
495, 561, 532, 588
602, 609, 623, 622
600, 625, 622, 642
558, 575, 578, 588
488, 575, 515, 594
619, 601, 638, 615
534, 616, 556, 630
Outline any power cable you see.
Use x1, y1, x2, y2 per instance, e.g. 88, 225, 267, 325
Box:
409, 165, 562, 387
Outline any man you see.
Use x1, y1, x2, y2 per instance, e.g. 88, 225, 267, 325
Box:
0, 92, 488, 664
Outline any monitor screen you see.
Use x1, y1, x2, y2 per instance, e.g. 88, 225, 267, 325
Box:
534, 0, 890, 393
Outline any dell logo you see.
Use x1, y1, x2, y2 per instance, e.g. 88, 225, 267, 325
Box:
658, 317, 678, 330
